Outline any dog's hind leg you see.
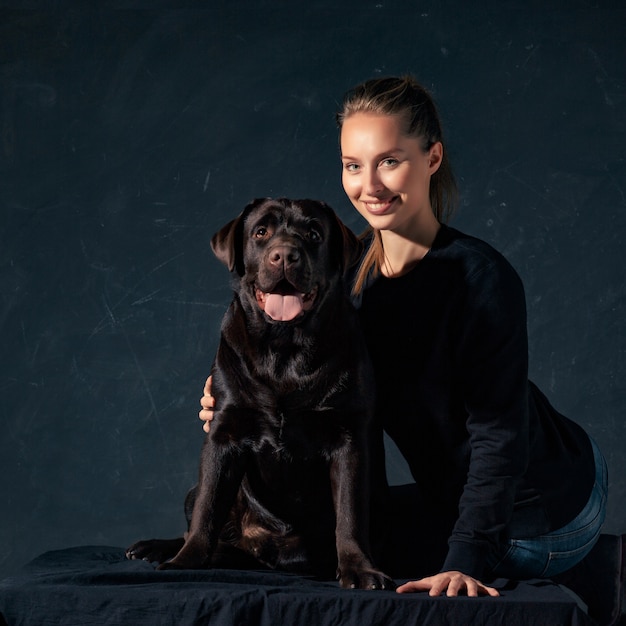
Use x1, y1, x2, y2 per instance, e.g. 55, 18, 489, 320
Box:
126, 537, 185, 564
158, 434, 248, 570
126, 484, 200, 564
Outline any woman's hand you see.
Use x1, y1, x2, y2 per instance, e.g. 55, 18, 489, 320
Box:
396, 571, 500, 597
199, 376, 215, 433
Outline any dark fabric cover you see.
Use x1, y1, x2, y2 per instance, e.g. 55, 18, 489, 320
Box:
0, 546, 596, 626
554, 534, 626, 626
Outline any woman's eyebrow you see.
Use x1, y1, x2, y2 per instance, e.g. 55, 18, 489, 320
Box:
341, 147, 407, 161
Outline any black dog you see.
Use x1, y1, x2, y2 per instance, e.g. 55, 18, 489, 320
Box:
127, 198, 393, 590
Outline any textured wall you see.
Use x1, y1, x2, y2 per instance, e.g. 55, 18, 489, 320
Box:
1, 0, 624, 579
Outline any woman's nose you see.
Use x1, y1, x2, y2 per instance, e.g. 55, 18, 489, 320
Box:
364, 169, 384, 195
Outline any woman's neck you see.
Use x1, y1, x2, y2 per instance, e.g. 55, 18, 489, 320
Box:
379, 214, 441, 278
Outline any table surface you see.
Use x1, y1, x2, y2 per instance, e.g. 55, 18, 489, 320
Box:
0, 545, 596, 626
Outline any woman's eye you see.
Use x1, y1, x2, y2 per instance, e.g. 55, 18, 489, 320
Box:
380, 158, 398, 167
344, 162, 359, 172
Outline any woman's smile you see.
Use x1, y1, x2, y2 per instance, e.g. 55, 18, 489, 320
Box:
362, 197, 398, 215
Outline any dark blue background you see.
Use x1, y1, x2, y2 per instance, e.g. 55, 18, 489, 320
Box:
1, 0, 624, 579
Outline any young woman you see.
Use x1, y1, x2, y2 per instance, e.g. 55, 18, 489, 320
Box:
200, 76, 607, 597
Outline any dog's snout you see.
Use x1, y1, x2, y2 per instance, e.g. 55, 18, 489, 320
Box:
268, 245, 300, 268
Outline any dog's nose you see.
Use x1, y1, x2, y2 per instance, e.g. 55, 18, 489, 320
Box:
268, 245, 300, 268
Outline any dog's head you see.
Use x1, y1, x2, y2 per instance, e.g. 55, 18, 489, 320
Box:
211, 198, 362, 323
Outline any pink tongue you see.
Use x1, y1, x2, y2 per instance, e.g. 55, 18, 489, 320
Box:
265, 293, 304, 321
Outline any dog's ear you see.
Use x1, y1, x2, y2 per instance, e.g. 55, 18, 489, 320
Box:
327, 208, 363, 274
210, 198, 268, 275
210, 214, 242, 273
339, 219, 363, 273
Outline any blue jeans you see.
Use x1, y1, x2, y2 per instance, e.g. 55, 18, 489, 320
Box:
490, 438, 608, 579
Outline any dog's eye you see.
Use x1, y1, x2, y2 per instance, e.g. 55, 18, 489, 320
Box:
307, 229, 322, 243
254, 227, 268, 239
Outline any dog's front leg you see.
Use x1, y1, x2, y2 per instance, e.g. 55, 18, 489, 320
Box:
330, 439, 395, 590
159, 435, 247, 570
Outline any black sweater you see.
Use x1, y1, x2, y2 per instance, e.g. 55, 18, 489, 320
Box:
357, 225, 595, 579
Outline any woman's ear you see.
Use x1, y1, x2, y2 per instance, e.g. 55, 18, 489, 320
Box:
428, 141, 443, 175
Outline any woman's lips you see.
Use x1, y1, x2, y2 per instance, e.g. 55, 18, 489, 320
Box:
362, 197, 396, 215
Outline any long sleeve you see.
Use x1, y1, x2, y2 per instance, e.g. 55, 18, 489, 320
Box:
442, 248, 530, 577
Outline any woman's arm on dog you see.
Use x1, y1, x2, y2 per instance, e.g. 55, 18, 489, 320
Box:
199, 376, 215, 433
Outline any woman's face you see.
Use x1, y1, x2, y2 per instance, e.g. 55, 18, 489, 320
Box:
340, 112, 441, 234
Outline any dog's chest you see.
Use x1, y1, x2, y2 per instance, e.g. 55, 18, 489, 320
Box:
271, 408, 347, 456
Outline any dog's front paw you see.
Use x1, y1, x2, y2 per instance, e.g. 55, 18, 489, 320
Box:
126, 538, 184, 564
337, 566, 396, 591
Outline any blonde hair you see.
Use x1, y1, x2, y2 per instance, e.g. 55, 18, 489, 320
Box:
337, 76, 458, 294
